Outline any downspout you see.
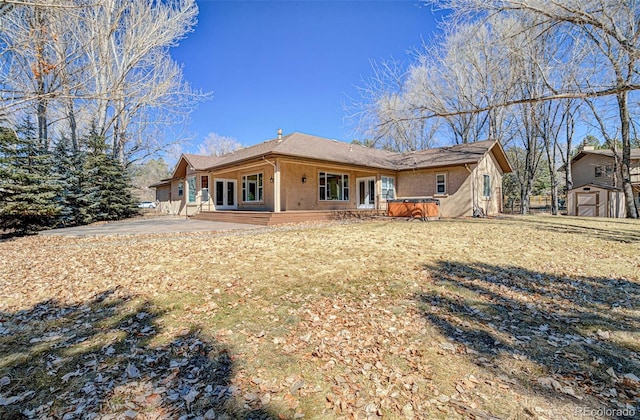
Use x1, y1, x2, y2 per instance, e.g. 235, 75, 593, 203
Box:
263, 156, 281, 212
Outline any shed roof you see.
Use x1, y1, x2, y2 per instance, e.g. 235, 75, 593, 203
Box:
568, 183, 624, 192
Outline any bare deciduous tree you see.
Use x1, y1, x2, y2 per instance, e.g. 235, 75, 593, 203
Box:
80, 0, 205, 163
197, 132, 243, 156
0, 0, 209, 163
427, 0, 640, 218
348, 60, 441, 152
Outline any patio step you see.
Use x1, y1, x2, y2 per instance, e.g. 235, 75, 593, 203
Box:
191, 210, 384, 226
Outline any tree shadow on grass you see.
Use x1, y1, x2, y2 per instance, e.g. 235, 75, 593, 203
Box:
416, 260, 640, 413
500, 216, 640, 244
0, 289, 276, 419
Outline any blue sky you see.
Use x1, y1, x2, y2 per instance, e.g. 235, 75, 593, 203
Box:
170, 0, 441, 151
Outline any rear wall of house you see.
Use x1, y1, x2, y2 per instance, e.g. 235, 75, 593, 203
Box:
472, 153, 504, 216
397, 166, 472, 217
280, 160, 391, 211
211, 163, 276, 211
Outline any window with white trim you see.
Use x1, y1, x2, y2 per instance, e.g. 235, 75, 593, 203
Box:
381, 176, 395, 200
436, 173, 446, 194
319, 172, 349, 201
178, 182, 184, 197
242, 173, 263, 202
201, 175, 209, 202
483, 174, 491, 198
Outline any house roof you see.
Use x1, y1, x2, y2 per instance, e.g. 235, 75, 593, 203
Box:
394, 139, 512, 172
169, 153, 222, 179
183, 154, 223, 170
165, 132, 512, 181
149, 179, 172, 188
571, 148, 640, 163
209, 132, 399, 170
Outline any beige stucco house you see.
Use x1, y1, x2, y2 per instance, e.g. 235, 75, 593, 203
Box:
566, 147, 640, 218
151, 132, 512, 223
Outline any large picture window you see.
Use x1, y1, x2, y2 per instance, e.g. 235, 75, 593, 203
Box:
187, 176, 196, 203
436, 173, 446, 194
319, 172, 349, 201
242, 173, 263, 202
381, 176, 395, 200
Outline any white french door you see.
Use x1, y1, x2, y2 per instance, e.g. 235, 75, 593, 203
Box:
357, 177, 376, 209
214, 179, 237, 210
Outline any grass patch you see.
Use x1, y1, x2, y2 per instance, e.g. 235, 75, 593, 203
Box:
0, 215, 639, 419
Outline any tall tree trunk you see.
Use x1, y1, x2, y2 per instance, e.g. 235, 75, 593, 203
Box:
564, 112, 574, 193
34, 7, 48, 149
36, 86, 47, 148
617, 91, 639, 218
521, 154, 534, 215
544, 142, 558, 215
67, 98, 78, 151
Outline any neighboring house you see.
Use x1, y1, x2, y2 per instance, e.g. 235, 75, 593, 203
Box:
566, 147, 640, 217
152, 131, 512, 222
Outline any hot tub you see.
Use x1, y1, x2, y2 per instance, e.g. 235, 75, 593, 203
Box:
387, 198, 440, 220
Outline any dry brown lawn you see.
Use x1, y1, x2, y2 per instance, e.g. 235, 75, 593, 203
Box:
0, 215, 639, 419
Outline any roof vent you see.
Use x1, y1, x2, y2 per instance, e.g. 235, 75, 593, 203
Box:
277, 128, 283, 140
583, 146, 595, 151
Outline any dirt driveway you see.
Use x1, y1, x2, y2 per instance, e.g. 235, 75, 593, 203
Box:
39, 216, 262, 237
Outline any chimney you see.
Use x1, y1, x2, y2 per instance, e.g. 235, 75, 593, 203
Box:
277, 128, 283, 140
583, 146, 595, 151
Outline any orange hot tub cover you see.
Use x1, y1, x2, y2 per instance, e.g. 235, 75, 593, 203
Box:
387, 198, 440, 219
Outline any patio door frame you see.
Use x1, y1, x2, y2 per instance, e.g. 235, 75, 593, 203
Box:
214, 178, 237, 210
356, 176, 376, 209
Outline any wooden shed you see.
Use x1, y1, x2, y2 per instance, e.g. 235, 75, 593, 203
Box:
567, 184, 626, 218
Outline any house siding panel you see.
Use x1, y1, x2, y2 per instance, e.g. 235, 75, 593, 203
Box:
472, 153, 504, 216
170, 180, 186, 215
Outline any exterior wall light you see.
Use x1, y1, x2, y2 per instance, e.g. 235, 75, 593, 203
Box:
302, 176, 307, 184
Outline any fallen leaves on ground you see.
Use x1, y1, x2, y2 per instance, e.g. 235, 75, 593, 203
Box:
0, 216, 639, 419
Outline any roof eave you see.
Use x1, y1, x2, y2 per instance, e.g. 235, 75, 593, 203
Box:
489, 140, 513, 173
204, 151, 398, 172
397, 159, 481, 172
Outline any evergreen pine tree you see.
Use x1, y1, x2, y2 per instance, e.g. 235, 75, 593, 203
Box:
84, 130, 138, 222
52, 136, 92, 226
0, 121, 62, 234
